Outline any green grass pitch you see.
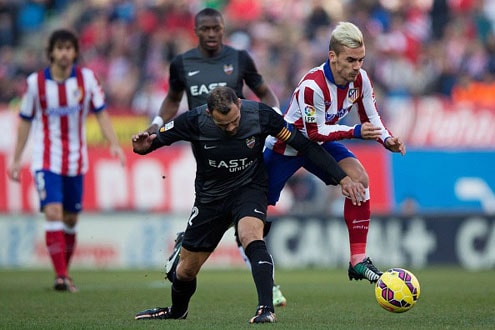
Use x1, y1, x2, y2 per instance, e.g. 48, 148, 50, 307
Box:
1, 267, 493, 329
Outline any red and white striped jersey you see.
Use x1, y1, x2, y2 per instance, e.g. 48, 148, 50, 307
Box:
20, 66, 106, 176
265, 61, 392, 156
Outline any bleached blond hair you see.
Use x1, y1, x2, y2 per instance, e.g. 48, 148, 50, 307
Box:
329, 22, 364, 53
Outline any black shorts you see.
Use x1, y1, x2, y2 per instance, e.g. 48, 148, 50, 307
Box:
182, 185, 268, 252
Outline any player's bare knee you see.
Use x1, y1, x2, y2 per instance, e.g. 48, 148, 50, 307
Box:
348, 165, 369, 187
63, 213, 78, 227
43, 204, 63, 221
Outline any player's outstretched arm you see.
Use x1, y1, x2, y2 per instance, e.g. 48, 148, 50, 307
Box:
146, 89, 184, 134
7, 119, 32, 182
95, 110, 126, 166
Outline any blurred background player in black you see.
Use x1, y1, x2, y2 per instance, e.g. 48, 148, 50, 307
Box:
145, 7, 286, 307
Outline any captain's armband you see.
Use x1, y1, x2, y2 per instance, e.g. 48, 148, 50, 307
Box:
276, 123, 296, 142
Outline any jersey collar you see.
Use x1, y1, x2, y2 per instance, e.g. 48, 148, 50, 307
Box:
44, 65, 77, 81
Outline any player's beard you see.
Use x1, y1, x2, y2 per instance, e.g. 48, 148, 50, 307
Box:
56, 56, 72, 70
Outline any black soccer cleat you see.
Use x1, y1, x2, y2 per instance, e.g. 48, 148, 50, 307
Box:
135, 307, 187, 320
54, 276, 78, 292
348, 257, 383, 283
249, 305, 277, 324
165, 231, 185, 282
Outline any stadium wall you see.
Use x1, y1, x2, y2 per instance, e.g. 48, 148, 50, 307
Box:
0, 213, 494, 270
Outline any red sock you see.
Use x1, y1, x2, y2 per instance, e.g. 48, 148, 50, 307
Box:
64, 232, 76, 267
344, 198, 370, 266
45, 229, 68, 277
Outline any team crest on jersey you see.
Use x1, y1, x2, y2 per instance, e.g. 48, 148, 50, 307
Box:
246, 136, 256, 149
74, 87, 84, 102
304, 105, 317, 123
223, 64, 234, 75
160, 121, 174, 132
347, 88, 359, 103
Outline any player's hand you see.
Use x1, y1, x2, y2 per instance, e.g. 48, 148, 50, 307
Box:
339, 176, 366, 206
7, 161, 22, 182
132, 131, 156, 155
385, 137, 406, 156
360, 122, 382, 140
110, 144, 126, 166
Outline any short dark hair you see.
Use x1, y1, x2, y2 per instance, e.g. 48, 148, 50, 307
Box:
195, 8, 223, 27
46, 29, 79, 62
207, 86, 237, 115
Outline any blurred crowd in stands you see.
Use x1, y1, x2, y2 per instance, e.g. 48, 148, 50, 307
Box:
1, 0, 495, 114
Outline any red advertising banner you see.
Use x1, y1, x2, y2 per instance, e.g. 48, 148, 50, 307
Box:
3, 95, 494, 214
0, 143, 391, 214
385, 97, 495, 149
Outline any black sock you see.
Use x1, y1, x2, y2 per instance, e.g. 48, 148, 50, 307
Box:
171, 274, 196, 317
244, 240, 274, 310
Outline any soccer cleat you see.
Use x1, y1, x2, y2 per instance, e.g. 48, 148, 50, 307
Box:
272, 285, 287, 307
249, 305, 277, 324
53, 276, 78, 292
165, 232, 185, 282
135, 307, 188, 320
348, 257, 383, 283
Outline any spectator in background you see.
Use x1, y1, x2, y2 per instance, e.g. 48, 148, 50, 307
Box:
7, 29, 125, 292
304, 1, 331, 41
16, 0, 45, 35
0, 0, 18, 47
4, 1, 495, 113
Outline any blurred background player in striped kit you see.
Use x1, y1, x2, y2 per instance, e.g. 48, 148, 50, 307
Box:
7, 29, 125, 292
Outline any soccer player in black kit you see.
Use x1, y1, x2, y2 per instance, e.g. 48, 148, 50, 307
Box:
147, 7, 278, 129
133, 86, 365, 323
146, 7, 286, 307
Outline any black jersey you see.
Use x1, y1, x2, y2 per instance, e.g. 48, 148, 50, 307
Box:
153, 100, 283, 203
169, 45, 264, 108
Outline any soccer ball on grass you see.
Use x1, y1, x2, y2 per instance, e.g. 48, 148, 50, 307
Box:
375, 268, 420, 313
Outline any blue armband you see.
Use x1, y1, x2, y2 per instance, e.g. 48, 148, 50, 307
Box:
353, 124, 362, 138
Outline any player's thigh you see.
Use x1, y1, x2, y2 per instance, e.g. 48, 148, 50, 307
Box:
182, 202, 232, 253
34, 170, 63, 218
62, 174, 83, 213
231, 186, 267, 246
263, 148, 304, 205
304, 141, 368, 186
338, 157, 369, 186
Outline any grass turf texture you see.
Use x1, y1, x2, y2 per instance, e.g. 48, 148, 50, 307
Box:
1, 267, 493, 329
